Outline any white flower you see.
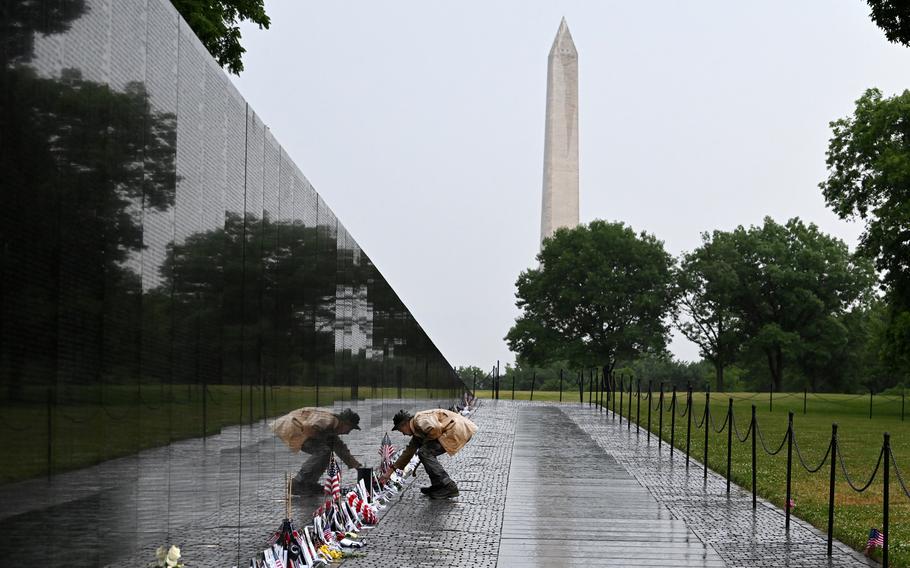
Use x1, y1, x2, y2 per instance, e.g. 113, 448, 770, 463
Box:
154, 546, 167, 567
165, 545, 182, 567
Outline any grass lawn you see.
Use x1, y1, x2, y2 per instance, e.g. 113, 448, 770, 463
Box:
482, 388, 910, 566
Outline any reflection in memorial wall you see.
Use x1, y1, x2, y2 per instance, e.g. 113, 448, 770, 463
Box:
0, 1, 464, 564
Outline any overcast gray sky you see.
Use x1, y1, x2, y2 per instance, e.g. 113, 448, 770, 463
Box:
231, 1, 908, 370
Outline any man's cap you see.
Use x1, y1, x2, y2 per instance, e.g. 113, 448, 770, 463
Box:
336, 408, 361, 429
392, 409, 412, 432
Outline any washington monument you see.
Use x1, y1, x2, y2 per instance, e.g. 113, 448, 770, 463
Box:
540, 17, 579, 246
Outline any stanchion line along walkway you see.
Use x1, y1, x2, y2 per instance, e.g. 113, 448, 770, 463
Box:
569, 402, 879, 568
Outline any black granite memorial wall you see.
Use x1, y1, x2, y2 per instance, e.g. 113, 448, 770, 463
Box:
0, 0, 464, 564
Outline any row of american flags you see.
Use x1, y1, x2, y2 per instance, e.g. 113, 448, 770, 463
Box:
248, 431, 403, 567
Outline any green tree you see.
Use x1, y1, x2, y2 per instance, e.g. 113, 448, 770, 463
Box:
616, 355, 714, 392
171, 0, 270, 75
721, 218, 875, 392
820, 88, 910, 376
866, 1, 910, 47
675, 232, 740, 392
455, 365, 488, 389
505, 220, 676, 376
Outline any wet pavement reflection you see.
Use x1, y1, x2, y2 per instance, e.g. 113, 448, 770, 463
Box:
498, 406, 724, 567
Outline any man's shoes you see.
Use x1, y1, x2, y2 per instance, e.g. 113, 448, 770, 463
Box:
291, 480, 324, 495
420, 484, 443, 495
428, 482, 459, 499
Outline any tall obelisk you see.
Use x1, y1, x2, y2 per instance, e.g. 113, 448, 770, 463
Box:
540, 17, 579, 246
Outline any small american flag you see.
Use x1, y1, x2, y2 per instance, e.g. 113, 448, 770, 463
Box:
322, 525, 335, 543
866, 528, 884, 552
324, 454, 341, 501
379, 433, 396, 472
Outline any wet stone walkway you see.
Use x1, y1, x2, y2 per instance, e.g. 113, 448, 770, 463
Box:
498, 406, 722, 567
343, 401, 879, 568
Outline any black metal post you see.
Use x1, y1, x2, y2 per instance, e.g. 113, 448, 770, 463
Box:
595, 370, 600, 409
578, 371, 583, 404
628, 377, 633, 431
581, 371, 594, 407
786, 411, 793, 531
619, 375, 624, 426
726, 398, 733, 495
752, 405, 757, 510
559, 369, 563, 402
511, 372, 515, 400
647, 381, 652, 442
202, 382, 208, 438
704, 388, 710, 480
530, 372, 536, 401
686, 386, 693, 468
605, 370, 610, 407
884, 432, 891, 568
46, 387, 53, 476
770, 384, 773, 413
827, 423, 838, 556
472, 371, 477, 395
670, 388, 677, 457
635, 379, 650, 433
658, 383, 664, 449
612, 373, 617, 418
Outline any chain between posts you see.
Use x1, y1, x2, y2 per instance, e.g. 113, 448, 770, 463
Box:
588, 385, 906, 568
731, 411, 753, 443
837, 443, 884, 493
755, 421, 788, 456
792, 434, 832, 474
710, 406, 729, 433
891, 446, 910, 499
